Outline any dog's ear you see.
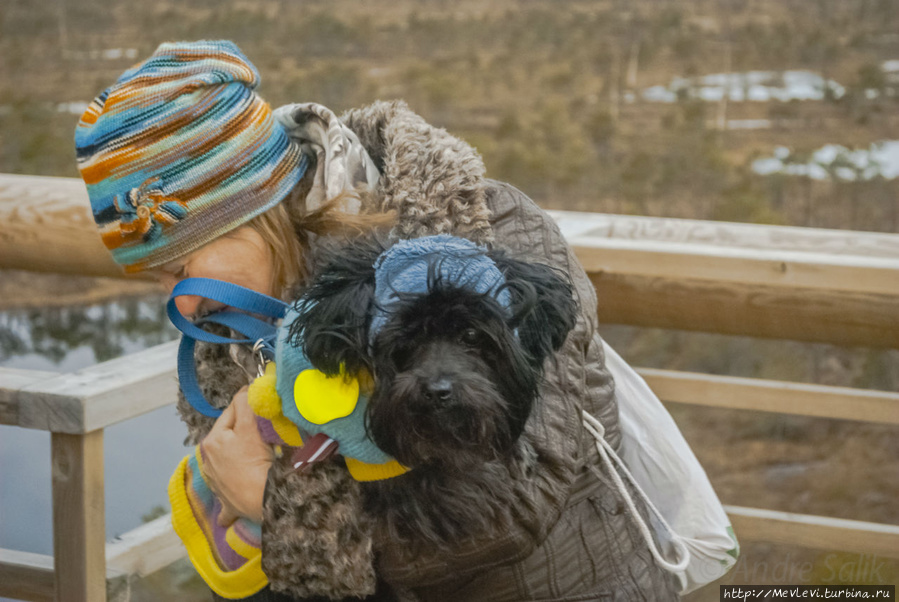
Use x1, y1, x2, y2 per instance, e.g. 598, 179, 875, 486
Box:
287, 237, 383, 376
490, 251, 579, 368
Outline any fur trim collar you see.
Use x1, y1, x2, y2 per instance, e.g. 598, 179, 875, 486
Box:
340, 100, 494, 246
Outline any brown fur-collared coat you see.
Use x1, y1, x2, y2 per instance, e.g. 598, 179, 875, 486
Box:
177, 100, 680, 601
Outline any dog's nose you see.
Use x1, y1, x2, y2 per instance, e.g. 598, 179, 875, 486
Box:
426, 378, 453, 403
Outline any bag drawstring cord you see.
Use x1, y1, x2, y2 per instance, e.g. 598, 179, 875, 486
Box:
582, 411, 690, 574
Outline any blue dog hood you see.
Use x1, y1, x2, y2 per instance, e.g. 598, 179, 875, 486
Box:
368, 235, 512, 341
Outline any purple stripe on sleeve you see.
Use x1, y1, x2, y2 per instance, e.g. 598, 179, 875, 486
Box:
210, 498, 248, 570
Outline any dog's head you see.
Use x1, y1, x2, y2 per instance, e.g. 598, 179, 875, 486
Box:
289, 235, 578, 470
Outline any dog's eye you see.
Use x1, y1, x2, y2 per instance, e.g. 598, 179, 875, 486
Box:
391, 347, 412, 370
459, 328, 479, 346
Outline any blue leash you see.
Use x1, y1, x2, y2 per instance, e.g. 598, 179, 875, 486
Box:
167, 278, 289, 418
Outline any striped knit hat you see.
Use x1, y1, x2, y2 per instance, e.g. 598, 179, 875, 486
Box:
75, 40, 307, 273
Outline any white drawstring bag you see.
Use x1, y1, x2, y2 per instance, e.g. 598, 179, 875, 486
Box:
582, 342, 740, 594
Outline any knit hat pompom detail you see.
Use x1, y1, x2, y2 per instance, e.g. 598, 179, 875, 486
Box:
75, 40, 307, 272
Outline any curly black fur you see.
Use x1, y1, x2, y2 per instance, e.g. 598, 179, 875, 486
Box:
288, 236, 578, 551
368, 284, 536, 468
488, 249, 579, 365
287, 236, 387, 377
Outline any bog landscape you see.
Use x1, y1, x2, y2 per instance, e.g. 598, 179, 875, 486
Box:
0, 0, 897, 599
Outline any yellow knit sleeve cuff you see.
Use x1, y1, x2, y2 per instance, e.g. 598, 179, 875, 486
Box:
168, 453, 269, 599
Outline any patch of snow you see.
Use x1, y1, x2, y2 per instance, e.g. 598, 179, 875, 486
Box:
68, 48, 139, 61
643, 70, 845, 103
642, 85, 678, 103
57, 102, 89, 115
751, 157, 784, 176
727, 119, 772, 130
753, 141, 899, 181
811, 144, 841, 165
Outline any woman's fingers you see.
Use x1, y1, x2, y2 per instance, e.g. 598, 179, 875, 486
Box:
214, 398, 238, 432
232, 385, 256, 430
197, 385, 271, 525
217, 503, 240, 528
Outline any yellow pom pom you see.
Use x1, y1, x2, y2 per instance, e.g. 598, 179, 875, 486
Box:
247, 362, 282, 419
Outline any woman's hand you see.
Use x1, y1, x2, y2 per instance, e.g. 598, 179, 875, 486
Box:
200, 386, 273, 526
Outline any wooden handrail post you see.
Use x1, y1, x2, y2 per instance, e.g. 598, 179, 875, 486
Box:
51, 431, 106, 602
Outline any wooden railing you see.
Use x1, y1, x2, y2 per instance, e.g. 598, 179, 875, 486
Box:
1, 174, 898, 601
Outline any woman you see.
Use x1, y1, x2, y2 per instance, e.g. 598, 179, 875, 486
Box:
75, 41, 679, 601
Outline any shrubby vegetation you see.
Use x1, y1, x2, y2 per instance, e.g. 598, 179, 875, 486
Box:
1, 0, 897, 230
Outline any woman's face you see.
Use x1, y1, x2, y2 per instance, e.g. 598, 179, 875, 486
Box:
153, 226, 275, 320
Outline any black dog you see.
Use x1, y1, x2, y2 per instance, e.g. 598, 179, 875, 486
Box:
288, 235, 578, 549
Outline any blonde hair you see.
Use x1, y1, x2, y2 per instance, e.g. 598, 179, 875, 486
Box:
245, 182, 394, 298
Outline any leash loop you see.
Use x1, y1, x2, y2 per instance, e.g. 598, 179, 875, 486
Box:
167, 278, 289, 417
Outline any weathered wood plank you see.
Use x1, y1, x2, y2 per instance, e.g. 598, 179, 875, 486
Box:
640, 369, 899, 425
549, 210, 899, 258
52, 431, 106, 602
14, 341, 178, 433
0, 548, 132, 602
11, 506, 899, 600
726, 506, 899, 559
573, 236, 899, 296
0, 174, 128, 278
4, 172, 898, 291
592, 273, 899, 348
0, 549, 54, 602
6, 331, 898, 436
106, 514, 185, 577
0, 368, 59, 426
